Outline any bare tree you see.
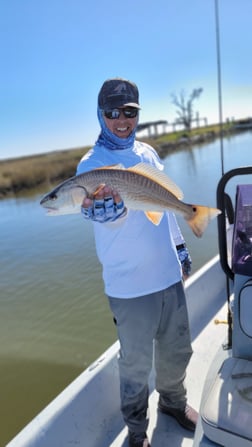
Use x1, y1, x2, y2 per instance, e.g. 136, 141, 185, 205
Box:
171, 88, 203, 131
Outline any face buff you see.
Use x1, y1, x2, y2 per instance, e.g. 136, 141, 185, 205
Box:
95, 108, 138, 150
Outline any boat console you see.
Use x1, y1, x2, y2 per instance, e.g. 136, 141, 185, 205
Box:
198, 168, 252, 447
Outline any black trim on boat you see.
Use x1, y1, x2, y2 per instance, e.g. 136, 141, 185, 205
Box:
217, 166, 252, 280
216, 166, 252, 350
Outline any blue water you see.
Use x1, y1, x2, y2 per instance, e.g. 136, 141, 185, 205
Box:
1, 130, 252, 444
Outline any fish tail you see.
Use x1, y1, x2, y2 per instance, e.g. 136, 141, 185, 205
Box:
186, 205, 221, 238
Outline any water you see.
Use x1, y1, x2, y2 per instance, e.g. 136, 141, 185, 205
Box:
1, 131, 252, 445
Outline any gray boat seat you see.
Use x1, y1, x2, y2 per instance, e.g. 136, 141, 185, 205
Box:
202, 357, 252, 447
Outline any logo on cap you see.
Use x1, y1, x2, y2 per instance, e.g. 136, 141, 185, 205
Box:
113, 83, 128, 95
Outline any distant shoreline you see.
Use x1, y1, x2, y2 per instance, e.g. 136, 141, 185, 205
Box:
0, 122, 248, 199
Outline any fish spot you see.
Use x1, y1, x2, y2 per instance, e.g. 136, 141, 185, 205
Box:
192, 206, 197, 212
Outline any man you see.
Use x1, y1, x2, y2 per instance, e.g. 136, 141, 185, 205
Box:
77, 77, 198, 447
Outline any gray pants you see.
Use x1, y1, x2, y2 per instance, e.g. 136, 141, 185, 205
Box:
108, 281, 193, 433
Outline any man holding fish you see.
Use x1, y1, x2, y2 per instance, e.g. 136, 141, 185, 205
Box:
78, 78, 199, 447
40, 78, 220, 447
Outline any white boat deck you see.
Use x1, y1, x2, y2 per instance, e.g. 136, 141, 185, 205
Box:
7, 256, 229, 447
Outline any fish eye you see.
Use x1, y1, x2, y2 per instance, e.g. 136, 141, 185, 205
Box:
50, 193, 58, 201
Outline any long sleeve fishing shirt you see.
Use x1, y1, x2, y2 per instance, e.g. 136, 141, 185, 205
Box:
76, 140, 183, 298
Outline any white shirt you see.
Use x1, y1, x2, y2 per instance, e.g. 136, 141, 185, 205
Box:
77, 140, 183, 298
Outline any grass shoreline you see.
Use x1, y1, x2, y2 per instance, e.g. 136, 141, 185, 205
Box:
0, 122, 243, 199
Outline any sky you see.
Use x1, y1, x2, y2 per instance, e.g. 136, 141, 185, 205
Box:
1, 0, 252, 160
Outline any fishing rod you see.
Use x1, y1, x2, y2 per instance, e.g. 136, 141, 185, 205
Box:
214, 0, 233, 349
214, 0, 224, 177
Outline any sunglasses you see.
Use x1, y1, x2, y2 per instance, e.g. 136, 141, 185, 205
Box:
103, 108, 139, 120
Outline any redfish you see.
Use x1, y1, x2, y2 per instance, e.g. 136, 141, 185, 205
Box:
40, 162, 221, 237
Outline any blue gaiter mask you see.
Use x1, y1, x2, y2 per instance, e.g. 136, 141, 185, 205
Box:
96, 108, 138, 150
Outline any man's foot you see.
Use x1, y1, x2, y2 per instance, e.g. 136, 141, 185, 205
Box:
128, 431, 151, 447
158, 401, 198, 432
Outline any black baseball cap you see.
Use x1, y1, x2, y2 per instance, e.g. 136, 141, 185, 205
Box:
98, 78, 141, 110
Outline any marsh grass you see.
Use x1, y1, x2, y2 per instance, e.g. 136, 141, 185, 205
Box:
0, 147, 90, 197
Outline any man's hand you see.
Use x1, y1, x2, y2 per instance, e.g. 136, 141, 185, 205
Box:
81, 186, 126, 222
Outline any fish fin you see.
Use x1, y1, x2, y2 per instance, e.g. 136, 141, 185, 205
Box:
145, 211, 164, 225
93, 184, 106, 196
127, 163, 183, 200
186, 204, 221, 238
